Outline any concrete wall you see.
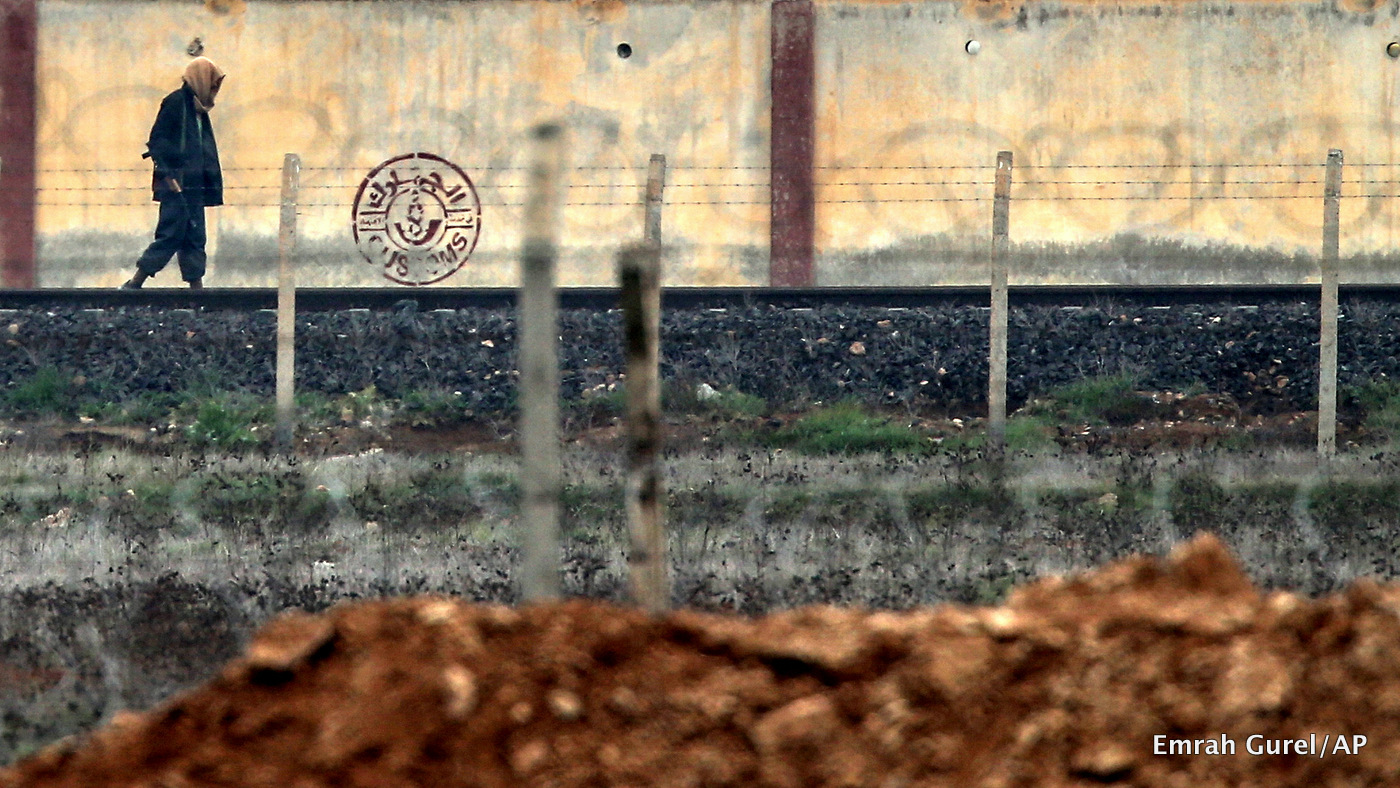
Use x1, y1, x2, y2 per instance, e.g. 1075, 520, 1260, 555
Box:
25, 0, 1400, 287
34, 0, 770, 287
813, 0, 1400, 285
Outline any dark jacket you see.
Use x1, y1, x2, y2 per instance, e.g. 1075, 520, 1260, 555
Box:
144, 84, 223, 206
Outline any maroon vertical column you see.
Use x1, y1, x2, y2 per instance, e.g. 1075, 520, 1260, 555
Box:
0, 0, 38, 289
770, 0, 815, 287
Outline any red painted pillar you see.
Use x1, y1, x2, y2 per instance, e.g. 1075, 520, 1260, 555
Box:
0, 0, 38, 289
770, 0, 815, 287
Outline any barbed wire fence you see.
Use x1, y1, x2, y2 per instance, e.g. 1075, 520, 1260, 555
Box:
17, 150, 1391, 458
36, 160, 1400, 205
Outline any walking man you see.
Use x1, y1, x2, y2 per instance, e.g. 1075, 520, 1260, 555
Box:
122, 57, 226, 289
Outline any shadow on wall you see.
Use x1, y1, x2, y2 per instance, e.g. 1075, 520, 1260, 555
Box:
819, 232, 1400, 287
37, 232, 355, 288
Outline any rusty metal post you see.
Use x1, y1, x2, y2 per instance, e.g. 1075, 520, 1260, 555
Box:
1318, 149, 1342, 461
0, 0, 38, 288
987, 151, 1013, 456
275, 154, 300, 451
770, 0, 816, 286
645, 154, 666, 248
619, 244, 667, 612
519, 122, 567, 601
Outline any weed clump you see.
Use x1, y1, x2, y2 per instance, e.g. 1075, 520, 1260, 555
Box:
907, 483, 1020, 527
1025, 373, 1156, 427
5, 367, 78, 417
181, 394, 270, 449
1348, 379, 1400, 442
1308, 479, 1400, 556
767, 403, 932, 455
195, 470, 333, 533
348, 467, 484, 532
665, 382, 769, 419
397, 389, 474, 429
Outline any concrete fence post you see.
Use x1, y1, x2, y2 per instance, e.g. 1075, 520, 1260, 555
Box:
274, 153, 300, 452
519, 122, 567, 602
987, 151, 1013, 456
619, 243, 667, 612
1318, 149, 1343, 461
645, 154, 666, 248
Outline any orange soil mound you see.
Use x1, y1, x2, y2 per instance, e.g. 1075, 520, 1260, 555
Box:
5, 534, 1400, 787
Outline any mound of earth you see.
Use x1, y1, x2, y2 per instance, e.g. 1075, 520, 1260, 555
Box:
5, 534, 1399, 787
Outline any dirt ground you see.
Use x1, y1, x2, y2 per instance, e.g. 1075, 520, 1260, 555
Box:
4, 389, 1361, 459
4, 533, 1399, 787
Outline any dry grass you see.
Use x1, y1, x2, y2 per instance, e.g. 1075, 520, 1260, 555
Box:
3, 444, 1400, 597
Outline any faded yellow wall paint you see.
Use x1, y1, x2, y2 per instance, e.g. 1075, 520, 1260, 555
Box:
814, 0, 1400, 284
36, 0, 770, 287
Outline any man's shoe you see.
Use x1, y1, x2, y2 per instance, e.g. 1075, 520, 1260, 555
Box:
120, 272, 148, 290
188, 279, 203, 290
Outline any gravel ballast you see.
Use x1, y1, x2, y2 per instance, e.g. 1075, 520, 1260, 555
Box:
3, 300, 1399, 417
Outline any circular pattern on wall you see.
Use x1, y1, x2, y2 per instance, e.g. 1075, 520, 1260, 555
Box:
352, 153, 483, 286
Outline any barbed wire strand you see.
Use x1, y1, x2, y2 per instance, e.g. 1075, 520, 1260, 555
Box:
40, 162, 1400, 177
12, 178, 1362, 193
44, 192, 1400, 208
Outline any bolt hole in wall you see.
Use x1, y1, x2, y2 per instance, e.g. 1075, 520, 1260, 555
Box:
616, 42, 632, 59
1388, 41, 1400, 58
965, 39, 980, 55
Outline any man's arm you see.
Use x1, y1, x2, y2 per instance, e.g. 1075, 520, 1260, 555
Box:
144, 93, 186, 179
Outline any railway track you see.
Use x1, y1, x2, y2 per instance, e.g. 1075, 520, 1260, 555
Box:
3, 284, 1400, 311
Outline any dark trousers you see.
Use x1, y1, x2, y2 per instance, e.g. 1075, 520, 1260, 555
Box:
136, 199, 207, 281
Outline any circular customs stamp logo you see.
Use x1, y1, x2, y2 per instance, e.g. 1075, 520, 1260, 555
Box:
352, 153, 483, 286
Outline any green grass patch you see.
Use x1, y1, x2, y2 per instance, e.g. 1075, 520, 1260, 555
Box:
5, 367, 78, 417
194, 470, 332, 531
106, 391, 186, 426
1228, 482, 1298, 522
567, 386, 627, 427
907, 483, 1020, 527
293, 391, 339, 427
1168, 475, 1297, 532
396, 389, 475, 428
668, 487, 748, 525
1039, 487, 1125, 516
349, 467, 483, 531
72, 390, 184, 426
128, 478, 176, 508
939, 414, 1058, 453
763, 489, 813, 521
1309, 480, 1400, 535
561, 483, 624, 529
179, 393, 272, 449
766, 403, 932, 455
1168, 471, 1230, 533
1027, 373, 1155, 427
476, 470, 520, 501
665, 382, 769, 419
1348, 380, 1400, 441
99, 477, 180, 533
812, 488, 897, 530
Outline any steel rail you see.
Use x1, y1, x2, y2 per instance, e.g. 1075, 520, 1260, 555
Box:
3, 285, 1400, 312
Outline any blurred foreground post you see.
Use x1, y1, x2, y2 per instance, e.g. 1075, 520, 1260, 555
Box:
520, 123, 567, 601
645, 154, 666, 246
619, 244, 667, 611
1318, 149, 1342, 461
274, 153, 300, 451
987, 151, 1012, 456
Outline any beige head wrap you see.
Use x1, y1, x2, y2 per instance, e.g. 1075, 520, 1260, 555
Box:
183, 57, 226, 113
